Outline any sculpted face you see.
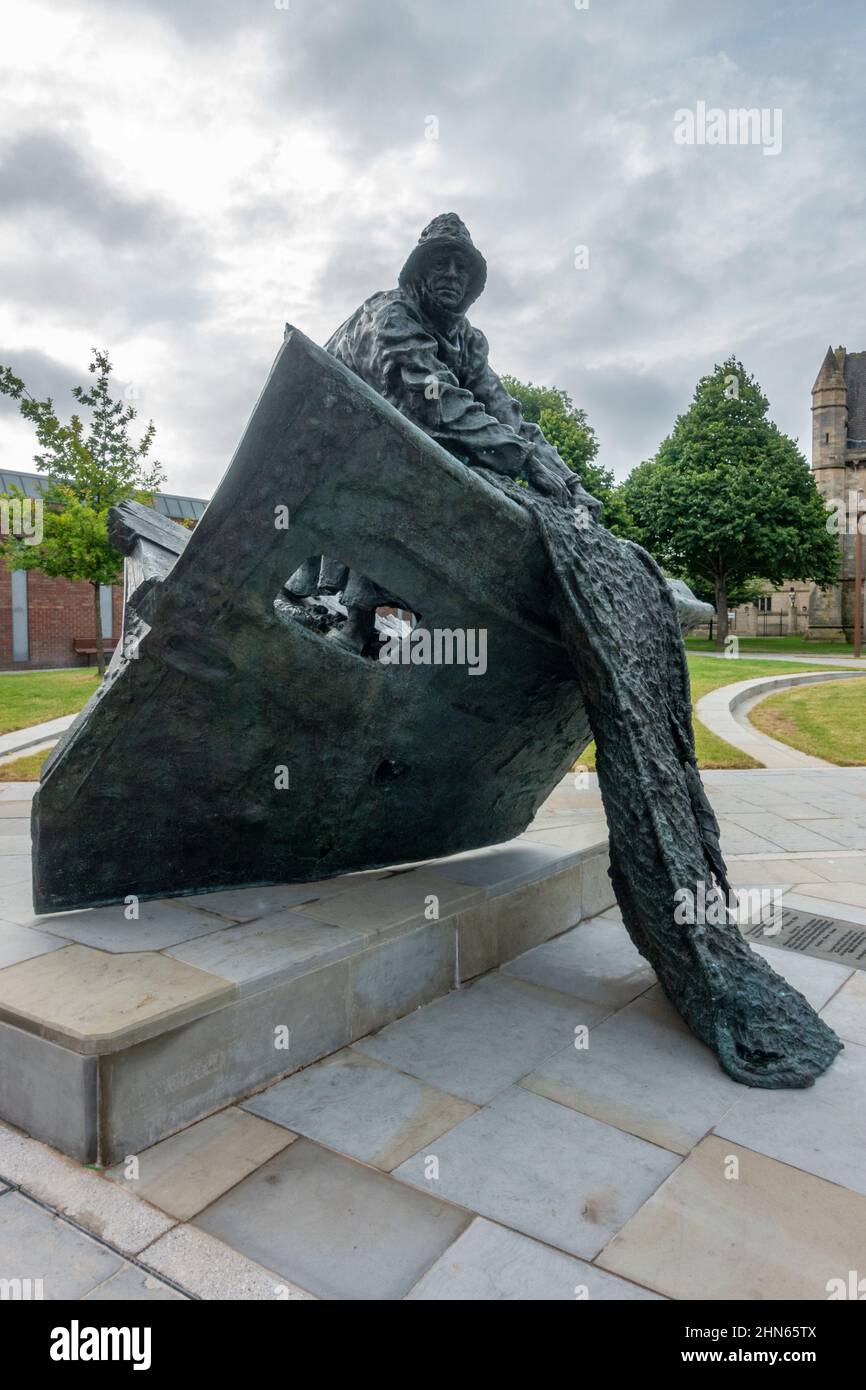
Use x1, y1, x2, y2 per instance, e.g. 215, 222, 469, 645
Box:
418, 249, 471, 314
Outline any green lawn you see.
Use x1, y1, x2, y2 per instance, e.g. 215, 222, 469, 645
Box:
749, 677, 866, 765
686, 635, 858, 658
0, 669, 99, 735
576, 654, 852, 772
0, 746, 52, 781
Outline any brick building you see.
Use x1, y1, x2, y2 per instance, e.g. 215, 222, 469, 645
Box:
0, 471, 208, 670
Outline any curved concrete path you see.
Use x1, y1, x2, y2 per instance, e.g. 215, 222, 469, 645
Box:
696, 669, 865, 769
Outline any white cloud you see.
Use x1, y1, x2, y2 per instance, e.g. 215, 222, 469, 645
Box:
1, 0, 863, 495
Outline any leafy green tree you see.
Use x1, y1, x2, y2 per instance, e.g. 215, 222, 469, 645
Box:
502, 376, 615, 509
0, 350, 164, 675
620, 358, 839, 648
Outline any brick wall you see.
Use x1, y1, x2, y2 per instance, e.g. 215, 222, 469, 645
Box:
0, 567, 123, 670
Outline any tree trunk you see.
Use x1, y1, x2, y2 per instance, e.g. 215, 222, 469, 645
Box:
92, 582, 106, 678
714, 573, 728, 651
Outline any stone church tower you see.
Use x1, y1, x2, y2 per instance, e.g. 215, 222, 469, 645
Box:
810, 345, 866, 638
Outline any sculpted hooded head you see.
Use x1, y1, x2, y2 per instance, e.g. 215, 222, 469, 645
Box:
398, 212, 488, 320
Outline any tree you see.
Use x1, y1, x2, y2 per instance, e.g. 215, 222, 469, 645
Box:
0, 349, 164, 675
620, 357, 840, 649
501, 376, 620, 520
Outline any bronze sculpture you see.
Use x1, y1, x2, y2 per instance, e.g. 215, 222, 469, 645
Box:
31, 214, 841, 1090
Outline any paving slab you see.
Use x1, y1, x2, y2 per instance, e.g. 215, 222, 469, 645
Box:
31, 898, 234, 953
821, 971, 866, 1047
0, 856, 34, 887
598, 1136, 866, 1300
0, 783, 38, 799
715, 1039, 866, 1196
0, 1122, 174, 1253
423, 841, 588, 896
0, 943, 234, 1052
83, 1264, 188, 1300
166, 911, 370, 991
106, 1106, 296, 1220
717, 822, 793, 857
355, 973, 594, 1104
243, 1049, 475, 1170
406, 1216, 662, 1300
193, 1138, 471, 1300
502, 917, 655, 1009
171, 873, 389, 924
393, 1085, 680, 1260
298, 870, 485, 936
794, 820, 866, 850
0, 920, 65, 969
0, 1191, 123, 1300
140, 1223, 312, 1300
722, 812, 859, 852
521, 994, 744, 1154
0, 819, 31, 835
0, 836, 33, 856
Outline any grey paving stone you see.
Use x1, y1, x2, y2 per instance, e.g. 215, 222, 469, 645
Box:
0, 819, 31, 835
393, 1086, 680, 1260
715, 1038, 866, 1196
0, 1122, 175, 1253
171, 876, 384, 924
0, 920, 65, 968
165, 911, 369, 991
521, 995, 743, 1155
502, 917, 654, 1010
424, 841, 579, 897
355, 973, 597, 1103
716, 821, 794, 857
106, 1106, 295, 1219
299, 870, 485, 936
407, 1217, 663, 1300
98, 955, 354, 1163
193, 1137, 471, 1300
821, 971, 866, 1047
83, 1264, 188, 1300
722, 812, 853, 853
244, 1049, 475, 1170
0, 856, 34, 887
794, 820, 866, 850
0, 802, 32, 818
0, 835, 32, 856
141, 1223, 312, 1300
598, 1135, 866, 1301
32, 898, 233, 953
0, 784, 37, 800
0, 1191, 122, 1299
0, 880, 45, 926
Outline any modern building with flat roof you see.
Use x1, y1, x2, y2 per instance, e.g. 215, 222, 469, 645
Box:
0, 471, 208, 670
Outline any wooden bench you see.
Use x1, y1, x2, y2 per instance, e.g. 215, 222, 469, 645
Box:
72, 637, 118, 666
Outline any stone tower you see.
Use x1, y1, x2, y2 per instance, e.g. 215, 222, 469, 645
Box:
809, 345, 866, 639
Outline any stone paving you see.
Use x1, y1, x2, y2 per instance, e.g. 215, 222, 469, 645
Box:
1, 768, 866, 1299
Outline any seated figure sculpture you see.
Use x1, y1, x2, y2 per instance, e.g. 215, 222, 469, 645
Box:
32, 213, 843, 1093
290, 213, 843, 1089
288, 213, 602, 652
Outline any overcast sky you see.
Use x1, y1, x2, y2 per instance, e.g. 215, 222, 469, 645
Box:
1, 0, 864, 498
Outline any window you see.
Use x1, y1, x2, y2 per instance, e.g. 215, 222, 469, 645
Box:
825, 432, 830, 444
757, 596, 772, 613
